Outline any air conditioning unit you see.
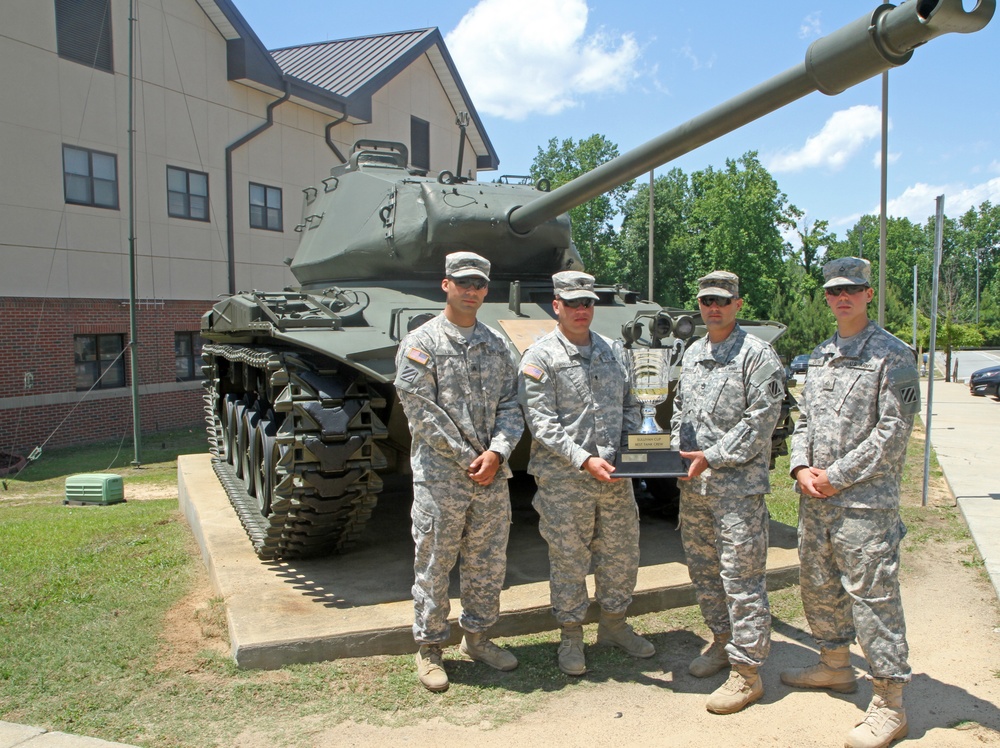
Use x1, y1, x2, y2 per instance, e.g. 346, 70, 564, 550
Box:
64, 473, 125, 505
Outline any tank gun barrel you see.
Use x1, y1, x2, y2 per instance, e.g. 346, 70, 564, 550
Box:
508, 0, 994, 235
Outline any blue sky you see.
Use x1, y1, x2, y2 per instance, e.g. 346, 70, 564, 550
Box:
232, 0, 999, 240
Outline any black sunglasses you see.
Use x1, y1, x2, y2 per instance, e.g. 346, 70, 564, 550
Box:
824, 284, 868, 297
560, 297, 595, 309
698, 296, 732, 307
450, 276, 487, 290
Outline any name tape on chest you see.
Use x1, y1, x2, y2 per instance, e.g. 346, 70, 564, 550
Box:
405, 347, 430, 365
522, 363, 545, 382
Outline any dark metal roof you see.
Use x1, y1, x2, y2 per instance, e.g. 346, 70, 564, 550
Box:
271, 30, 435, 98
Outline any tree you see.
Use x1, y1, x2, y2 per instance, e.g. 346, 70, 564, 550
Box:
787, 210, 834, 296
618, 168, 696, 306
770, 288, 834, 362
682, 152, 797, 318
530, 135, 632, 282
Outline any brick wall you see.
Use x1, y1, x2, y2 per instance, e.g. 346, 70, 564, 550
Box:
1, 297, 211, 454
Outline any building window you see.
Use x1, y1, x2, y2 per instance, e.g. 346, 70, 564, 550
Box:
74, 334, 125, 391
411, 116, 430, 171
167, 166, 209, 221
249, 183, 283, 231
55, 0, 113, 73
175, 332, 204, 382
63, 145, 119, 209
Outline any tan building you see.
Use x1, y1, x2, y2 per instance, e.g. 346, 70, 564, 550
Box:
0, 0, 496, 458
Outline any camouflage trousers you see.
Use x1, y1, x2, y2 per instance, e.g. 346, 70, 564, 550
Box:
411, 477, 512, 644
679, 491, 771, 666
533, 473, 639, 625
797, 498, 911, 681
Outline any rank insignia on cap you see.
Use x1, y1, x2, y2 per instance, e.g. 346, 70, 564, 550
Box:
522, 364, 545, 382
399, 365, 419, 384
405, 347, 430, 365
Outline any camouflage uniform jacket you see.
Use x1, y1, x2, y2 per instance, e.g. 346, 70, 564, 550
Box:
670, 324, 785, 496
519, 328, 641, 475
790, 321, 919, 510
394, 313, 524, 482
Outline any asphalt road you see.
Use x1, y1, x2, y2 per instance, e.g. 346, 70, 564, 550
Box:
934, 348, 1000, 382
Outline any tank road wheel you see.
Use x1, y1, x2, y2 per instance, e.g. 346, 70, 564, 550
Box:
222, 395, 241, 469
239, 404, 261, 493
232, 400, 250, 480
251, 407, 278, 516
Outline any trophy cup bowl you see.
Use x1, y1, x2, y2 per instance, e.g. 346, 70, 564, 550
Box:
629, 348, 671, 434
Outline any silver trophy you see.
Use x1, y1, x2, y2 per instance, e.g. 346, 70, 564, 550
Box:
628, 341, 683, 434
614, 340, 687, 477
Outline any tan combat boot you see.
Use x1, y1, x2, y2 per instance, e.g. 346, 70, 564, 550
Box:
780, 646, 858, 693
596, 610, 655, 658
844, 679, 908, 748
706, 663, 764, 714
415, 643, 449, 692
689, 632, 732, 677
558, 624, 587, 676
460, 630, 518, 671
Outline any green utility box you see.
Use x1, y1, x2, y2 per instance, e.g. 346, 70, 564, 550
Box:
64, 473, 125, 506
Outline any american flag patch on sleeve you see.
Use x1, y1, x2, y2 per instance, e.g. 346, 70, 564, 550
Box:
522, 364, 545, 382
405, 347, 430, 365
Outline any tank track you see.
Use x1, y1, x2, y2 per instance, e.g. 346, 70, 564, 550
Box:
202, 343, 387, 560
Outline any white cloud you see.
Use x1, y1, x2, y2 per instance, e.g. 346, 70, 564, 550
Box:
880, 177, 1000, 223
765, 105, 882, 173
799, 12, 822, 39
829, 176, 1000, 229
445, 0, 640, 120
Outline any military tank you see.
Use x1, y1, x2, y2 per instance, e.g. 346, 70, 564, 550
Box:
200, 0, 993, 560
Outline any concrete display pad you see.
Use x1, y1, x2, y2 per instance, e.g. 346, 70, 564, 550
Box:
178, 453, 800, 670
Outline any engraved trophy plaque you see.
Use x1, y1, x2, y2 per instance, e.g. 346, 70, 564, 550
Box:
613, 342, 689, 478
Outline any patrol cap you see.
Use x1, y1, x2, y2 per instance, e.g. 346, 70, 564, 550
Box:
823, 256, 871, 288
553, 270, 600, 301
696, 270, 739, 299
445, 251, 490, 280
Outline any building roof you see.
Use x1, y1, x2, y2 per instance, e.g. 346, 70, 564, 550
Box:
195, 1, 498, 170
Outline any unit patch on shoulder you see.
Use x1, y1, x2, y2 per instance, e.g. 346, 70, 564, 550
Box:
405, 347, 430, 365
398, 365, 420, 384
888, 365, 920, 417
522, 364, 545, 382
768, 379, 783, 399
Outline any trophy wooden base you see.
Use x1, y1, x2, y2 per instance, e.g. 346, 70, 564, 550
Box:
612, 449, 689, 478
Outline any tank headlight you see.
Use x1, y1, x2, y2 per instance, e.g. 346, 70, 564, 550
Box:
671, 315, 696, 340
649, 314, 673, 343
621, 321, 642, 346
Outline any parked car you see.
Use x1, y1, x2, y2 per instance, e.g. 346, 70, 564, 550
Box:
790, 354, 811, 376
969, 364, 1000, 399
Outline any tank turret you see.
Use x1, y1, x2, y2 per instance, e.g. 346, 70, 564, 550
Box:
201, 0, 994, 560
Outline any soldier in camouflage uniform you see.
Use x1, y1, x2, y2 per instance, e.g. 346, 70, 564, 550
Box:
394, 252, 525, 693
782, 257, 919, 748
518, 271, 654, 677
671, 270, 785, 715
